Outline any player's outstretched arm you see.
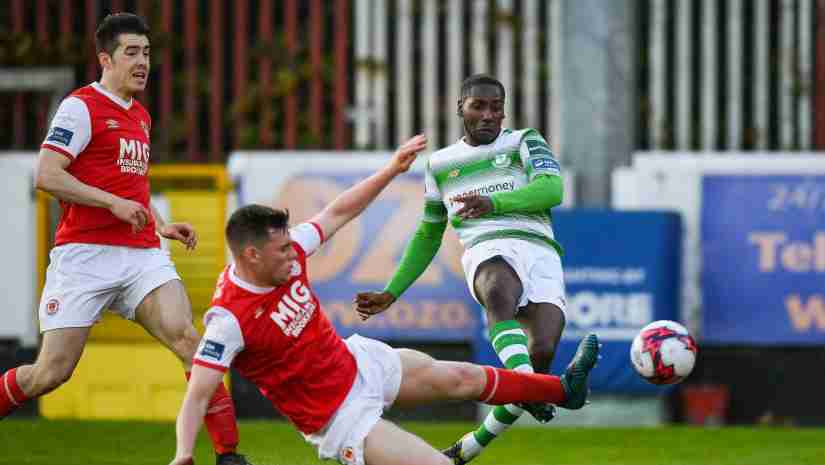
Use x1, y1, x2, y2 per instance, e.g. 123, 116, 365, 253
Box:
309, 134, 427, 241
35, 148, 151, 233
355, 157, 448, 319
170, 364, 225, 465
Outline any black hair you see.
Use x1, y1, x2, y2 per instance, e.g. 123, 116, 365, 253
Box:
226, 205, 290, 254
460, 74, 506, 101
95, 12, 150, 56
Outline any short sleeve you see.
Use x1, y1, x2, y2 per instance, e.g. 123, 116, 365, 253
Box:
424, 160, 442, 202
290, 222, 324, 256
41, 97, 92, 160
193, 307, 245, 373
423, 161, 447, 223
519, 130, 561, 180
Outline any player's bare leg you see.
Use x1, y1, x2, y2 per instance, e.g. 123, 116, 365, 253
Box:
442, 299, 568, 464
135, 279, 200, 369
393, 343, 596, 406
363, 419, 453, 465
367, 336, 596, 465
393, 349, 486, 407
515, 300, 566, 420
447, 257, 536, 463
518, 302, 565, 374
1, 327, 90, 418
444, 302, 565, 462
135, 280, 250, 465
396, 335, 599, 464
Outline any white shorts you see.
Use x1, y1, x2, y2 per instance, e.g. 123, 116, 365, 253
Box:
303, 334, 402, 465
462, 238, 566, 315
38, 243, 181, 332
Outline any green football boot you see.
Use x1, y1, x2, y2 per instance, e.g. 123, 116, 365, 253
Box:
558, 333, 600, 410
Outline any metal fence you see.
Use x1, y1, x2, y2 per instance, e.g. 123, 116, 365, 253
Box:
3, 1, 825, 158
1, 0, 352, 161
352, 0, 562, 150
641, 0, 816, 151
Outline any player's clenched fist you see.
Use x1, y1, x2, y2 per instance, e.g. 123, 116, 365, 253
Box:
388, 134, 427, 174
353, 291, 396, 321
109, 197, 150, 233
454, 193, 494, 219
159, 223, 199, 251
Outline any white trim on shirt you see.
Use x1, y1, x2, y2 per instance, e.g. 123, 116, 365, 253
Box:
91, 82, 133, 110
227, 264, 275, 294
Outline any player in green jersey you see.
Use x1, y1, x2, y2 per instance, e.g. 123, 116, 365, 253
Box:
355, 75, 595, 464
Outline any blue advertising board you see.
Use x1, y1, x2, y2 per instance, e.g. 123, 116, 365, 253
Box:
702, 175, 825, 345
263, 171, 481, 341
473, 210, 682, 394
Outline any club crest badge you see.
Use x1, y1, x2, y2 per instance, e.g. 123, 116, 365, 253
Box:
340, 447, 356, 465
46, 298, 60, 315
493, 153, 511, 168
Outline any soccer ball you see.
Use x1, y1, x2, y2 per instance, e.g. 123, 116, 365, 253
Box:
630, 320, 698, 385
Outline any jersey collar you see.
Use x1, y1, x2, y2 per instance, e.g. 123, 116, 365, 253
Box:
91, 82, 133, 110
228, 264, 275, 294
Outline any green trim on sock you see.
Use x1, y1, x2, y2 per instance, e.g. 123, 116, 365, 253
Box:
493, 333, 529, 353
492, 405, 521, 425
504, 353, 532, 370
488, 320, 522, 339
473, 425, 496, 447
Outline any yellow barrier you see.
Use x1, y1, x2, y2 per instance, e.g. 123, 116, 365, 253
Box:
40, 343, 188, 420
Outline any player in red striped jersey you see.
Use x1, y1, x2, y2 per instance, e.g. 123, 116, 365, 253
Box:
169, 135, 600, 465
0, 13, 251, 465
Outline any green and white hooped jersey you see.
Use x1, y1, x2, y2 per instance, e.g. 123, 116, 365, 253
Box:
423, 128, 563, 255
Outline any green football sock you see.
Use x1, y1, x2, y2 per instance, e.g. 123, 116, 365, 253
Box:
468, 320, 533, 452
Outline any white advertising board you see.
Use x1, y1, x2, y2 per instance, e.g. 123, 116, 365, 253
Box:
0, 153, 39, 348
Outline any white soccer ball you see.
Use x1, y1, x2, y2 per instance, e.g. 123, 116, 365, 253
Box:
630, 320, 698, 385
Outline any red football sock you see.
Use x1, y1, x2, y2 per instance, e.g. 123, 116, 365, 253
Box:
1, 368, 30, 418
185, 371, 239, 454
477, 366, 566, 405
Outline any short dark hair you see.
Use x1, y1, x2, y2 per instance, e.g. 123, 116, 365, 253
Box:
95, 13, 150, 56
226, 205, 290, 254
460, 74, 506, 101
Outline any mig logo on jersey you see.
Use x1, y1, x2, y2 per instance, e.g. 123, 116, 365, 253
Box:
117, 137, 150, 175
270, 280, 317, 337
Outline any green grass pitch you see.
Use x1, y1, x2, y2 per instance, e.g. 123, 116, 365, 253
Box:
4, 419, 822, 465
